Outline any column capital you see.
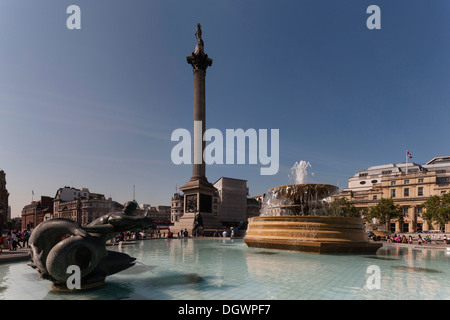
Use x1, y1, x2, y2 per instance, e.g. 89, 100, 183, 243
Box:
187, 52, 213, 72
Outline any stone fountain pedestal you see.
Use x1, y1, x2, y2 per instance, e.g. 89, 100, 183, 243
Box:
244, 216, 382, 254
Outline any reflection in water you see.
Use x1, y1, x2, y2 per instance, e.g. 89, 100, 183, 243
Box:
1, 240, 450, 299
365, 256, 399, 261
252, 251, 279, 255
391, 266, 442, 273
145, 273, 205, 287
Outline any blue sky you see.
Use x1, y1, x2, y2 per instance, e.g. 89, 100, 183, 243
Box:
0, 0, 449, 218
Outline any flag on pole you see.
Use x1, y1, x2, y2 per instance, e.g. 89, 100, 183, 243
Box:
405, 150, 413, 174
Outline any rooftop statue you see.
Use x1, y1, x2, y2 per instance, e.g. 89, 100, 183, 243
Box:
28, 201, 155, 290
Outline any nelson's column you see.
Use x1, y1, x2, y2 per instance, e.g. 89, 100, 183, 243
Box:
177, 23, 220, 233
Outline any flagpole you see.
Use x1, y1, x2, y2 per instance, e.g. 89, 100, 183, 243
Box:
406, 150, 408, 175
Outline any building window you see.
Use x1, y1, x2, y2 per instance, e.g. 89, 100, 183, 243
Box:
417, 206, 423, 218
359, 173, 368, 177
418, 187, 423, 196
403, 207, 409, 216
360, 181, 366, 185
391, 181, 396, 186
371, 180, 378, 183
404, 188, 409, 197
382, 170, 392, 175
390, 189, 396, 198
373, 195, 377, 200
404, 180, 409, 185
403, 223, 409, 233
418, 178, 424, 183
437, 177, 449, 184
390, 223, 396, 232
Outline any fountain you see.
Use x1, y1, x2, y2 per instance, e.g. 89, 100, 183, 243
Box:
244, 161, 382, 254
28, 201, 155, 290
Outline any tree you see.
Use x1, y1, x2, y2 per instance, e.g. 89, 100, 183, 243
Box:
442, 193, 450, 206
367, 198, 403, 231
326, 197, 360, 217
441, 193, 450, 229
422, 195, 440, 225
423, 194, 450, 231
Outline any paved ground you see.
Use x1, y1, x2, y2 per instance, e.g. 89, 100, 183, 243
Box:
0, 247, 30, 264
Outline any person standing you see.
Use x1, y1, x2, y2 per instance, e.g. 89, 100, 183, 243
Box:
11, 232, 18, 250
22, 230, 30, 248
7, 233, 12, 251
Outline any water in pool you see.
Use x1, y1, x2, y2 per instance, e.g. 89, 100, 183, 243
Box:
1, 238, 449, 300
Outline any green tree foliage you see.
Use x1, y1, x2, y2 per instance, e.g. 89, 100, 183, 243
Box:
423, 193, 450, 230
367, 198, 403, 230
326, 197, 360, 217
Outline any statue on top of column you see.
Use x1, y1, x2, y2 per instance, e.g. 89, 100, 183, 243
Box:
194, 22, 204, 55
187, 22, 212, 71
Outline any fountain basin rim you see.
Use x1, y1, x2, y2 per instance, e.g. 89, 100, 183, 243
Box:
244, 216, 381, 254
249, 216, 364, 223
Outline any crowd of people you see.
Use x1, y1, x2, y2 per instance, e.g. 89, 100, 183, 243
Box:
173, 227, 237, 238
370, 231, 449, 245
0, 230, 31, 252
114, 229, 172, 242
0, 226, 241, 252
212, 227, 236, 238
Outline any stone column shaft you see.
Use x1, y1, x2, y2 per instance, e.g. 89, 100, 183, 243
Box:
192, 68, 206, 178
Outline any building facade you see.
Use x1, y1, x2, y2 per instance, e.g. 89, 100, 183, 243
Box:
247, 194, 265, 219
0, 170, 9, 231
21, 196, 54, 230
170, 192, 184, 224
213, 177, 248, 226
53, 187, 123, 226
336, 156, 450, 232
140, 203, 171, 224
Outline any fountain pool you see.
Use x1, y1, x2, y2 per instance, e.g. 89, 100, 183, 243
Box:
1, 238, 450, 300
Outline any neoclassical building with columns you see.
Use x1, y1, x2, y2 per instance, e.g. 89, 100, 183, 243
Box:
336, 156, 450, 233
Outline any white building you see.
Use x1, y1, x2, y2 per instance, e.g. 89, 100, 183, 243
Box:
213, 177, 248, 226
